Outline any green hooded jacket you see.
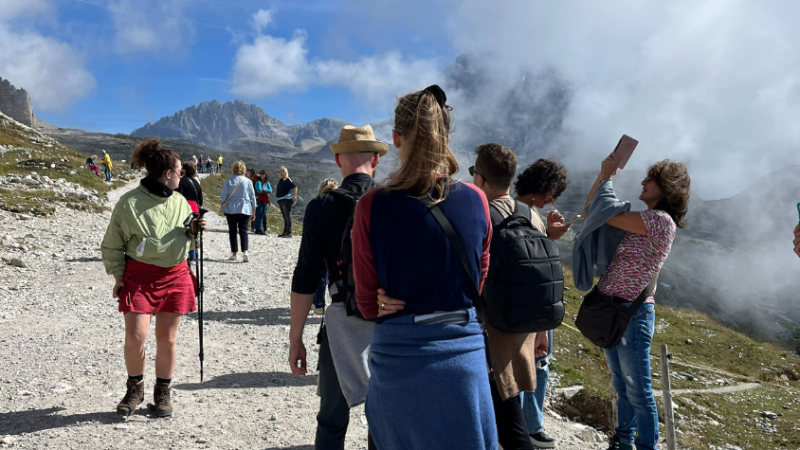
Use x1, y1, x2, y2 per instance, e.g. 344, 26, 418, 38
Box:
101, 185, 195, 277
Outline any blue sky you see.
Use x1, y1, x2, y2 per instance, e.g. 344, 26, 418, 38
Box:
2, 0, 799, 197
1, 0, 453, 134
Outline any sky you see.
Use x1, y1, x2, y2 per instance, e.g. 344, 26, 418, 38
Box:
1, 0, 799, 199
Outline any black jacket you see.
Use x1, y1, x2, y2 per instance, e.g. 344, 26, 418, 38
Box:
176, 176, 203, 206
291, 173, 375, 295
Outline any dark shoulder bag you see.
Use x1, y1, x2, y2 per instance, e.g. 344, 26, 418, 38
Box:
575, 273, 659, 349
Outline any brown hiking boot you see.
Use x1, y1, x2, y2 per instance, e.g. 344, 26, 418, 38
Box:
116, 379, 144, 416
151, 382, 173, 417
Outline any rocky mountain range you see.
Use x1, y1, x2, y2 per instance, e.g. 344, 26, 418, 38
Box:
131, 99, 349, 153
0, 77, 35, 128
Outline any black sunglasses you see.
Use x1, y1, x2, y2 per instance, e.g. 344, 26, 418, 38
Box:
468, 166, 488, 181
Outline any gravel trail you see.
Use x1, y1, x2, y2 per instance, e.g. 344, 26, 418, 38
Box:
0, 181, 617, 449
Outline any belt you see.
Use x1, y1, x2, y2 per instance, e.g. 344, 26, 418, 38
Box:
413, 309, 470, 325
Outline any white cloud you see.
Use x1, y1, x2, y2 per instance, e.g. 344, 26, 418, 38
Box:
316, 52, 439, 102
0, 26, 96, 111
231, 31, 312, 98
107, 0, 195, 55
230, 10, 439, 107
251, 9, 273, 33
0, 0, 51, 21
443, 0, 800, 198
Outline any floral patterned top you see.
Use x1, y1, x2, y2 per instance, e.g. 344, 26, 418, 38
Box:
597, 210, 676, 303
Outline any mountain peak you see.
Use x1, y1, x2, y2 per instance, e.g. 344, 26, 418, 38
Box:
131, 100, 351, 149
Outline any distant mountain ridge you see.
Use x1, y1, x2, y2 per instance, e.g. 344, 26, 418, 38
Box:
131, 99, 349, 150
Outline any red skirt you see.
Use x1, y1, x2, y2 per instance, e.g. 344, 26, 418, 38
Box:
118, 258, 197, 315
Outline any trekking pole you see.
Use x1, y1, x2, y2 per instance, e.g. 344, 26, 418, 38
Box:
197, 208, 209, 382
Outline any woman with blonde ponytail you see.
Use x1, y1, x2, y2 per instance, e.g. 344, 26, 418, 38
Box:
352, 85, 497, 449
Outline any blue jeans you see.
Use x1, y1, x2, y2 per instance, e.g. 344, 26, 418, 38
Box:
605, 303, 658, 450
104, 165, 112, 181
314, 272, 328, 309
520, 329, 552, 434
255, 203, 267, 232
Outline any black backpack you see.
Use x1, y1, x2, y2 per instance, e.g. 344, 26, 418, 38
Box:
327, 189, 366, 320
481, 200, 565, 333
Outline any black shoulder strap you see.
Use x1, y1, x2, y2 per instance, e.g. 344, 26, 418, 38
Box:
627, 272, 660, 316
422, 198, 482, 304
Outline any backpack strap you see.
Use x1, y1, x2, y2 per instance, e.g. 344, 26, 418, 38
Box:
423, 198, 482, 304
422, 197, 493, 374
625, 272, 660, 317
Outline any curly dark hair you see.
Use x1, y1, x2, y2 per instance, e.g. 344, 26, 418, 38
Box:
131, 138, 180, 179
514, 158, 569, 201
647, 160, 691, 229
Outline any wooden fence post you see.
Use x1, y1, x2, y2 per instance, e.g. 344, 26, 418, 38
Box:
660, 344, 677, 450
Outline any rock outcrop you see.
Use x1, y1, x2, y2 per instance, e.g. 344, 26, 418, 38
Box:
0, 77, 35, 127
131, 99, 348, 149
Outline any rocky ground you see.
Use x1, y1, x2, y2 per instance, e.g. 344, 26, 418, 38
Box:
0, 179, 636, 450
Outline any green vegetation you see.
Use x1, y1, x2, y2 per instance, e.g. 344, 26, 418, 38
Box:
554, 267, 800, 449
0, 117, 135, 215
200, 174, 303, 236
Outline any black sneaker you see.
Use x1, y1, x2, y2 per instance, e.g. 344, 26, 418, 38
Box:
606, 435, 633, 450
530, 432, 556, 448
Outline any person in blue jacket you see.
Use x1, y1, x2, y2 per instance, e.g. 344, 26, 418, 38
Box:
220, 161, 256, 262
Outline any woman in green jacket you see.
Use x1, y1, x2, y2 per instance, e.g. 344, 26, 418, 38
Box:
101, 138, 206, 418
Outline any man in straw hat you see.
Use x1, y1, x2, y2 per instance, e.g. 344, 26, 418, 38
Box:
288, 125, 387, 450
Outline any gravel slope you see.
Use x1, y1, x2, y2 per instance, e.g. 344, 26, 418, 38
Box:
0, 180, 624, 450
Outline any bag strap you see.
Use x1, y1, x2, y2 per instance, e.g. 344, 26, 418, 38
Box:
422, 197, 494, 374
626, 272, 660, 316
422, 198, 482, 304
221, 178, 245, 210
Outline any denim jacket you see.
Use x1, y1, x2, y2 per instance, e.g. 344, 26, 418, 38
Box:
220, 175, 256, 216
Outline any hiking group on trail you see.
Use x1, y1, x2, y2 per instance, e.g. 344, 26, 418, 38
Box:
102, 84, 701, 450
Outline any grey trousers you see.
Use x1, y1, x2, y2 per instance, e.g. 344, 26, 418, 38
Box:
316, 326, 377, 450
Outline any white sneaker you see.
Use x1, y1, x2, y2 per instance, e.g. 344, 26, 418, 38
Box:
242, 253, 249, 263
227, 254, 238, 262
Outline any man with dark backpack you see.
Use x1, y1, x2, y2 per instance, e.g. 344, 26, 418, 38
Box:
470, 144, 564, 450
288, 125, 387, 450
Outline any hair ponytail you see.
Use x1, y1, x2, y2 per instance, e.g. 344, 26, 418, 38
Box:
385, 86, 457, 203
131, 138, 180, 179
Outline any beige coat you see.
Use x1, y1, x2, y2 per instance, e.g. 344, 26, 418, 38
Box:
485, 198, 546, 401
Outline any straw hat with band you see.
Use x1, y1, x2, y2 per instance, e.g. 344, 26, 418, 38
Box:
330, 125, 389, 157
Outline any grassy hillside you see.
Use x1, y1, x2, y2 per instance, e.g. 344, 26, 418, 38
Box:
555, 267, 800, 449
0, 115, 136, 215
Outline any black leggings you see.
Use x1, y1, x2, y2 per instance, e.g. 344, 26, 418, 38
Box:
490, 378, 535, 450
278, 199, 293, 235
225, 213, 249, 253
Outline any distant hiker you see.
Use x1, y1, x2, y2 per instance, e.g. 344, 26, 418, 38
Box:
87, 155, 100, 177
101, 138, 206, 418
192, 155, 198, 167
288, 124, 386, 450
198, 155, 204, 173
205, 159, 212, 173
276, 166, 298, 238
216, 154, 223, 174
102, 150, 113, 182
575, 153, 690, 450
220, 161, 256, 262
311, 178, 339, 315
469, 143, 550, 450
794, 223, 800, 258
247, 169, 258, 232
254, 170, 272, 234
352, 85, 498, 449
513, 158, 571, 449
176, 161, 203, 263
